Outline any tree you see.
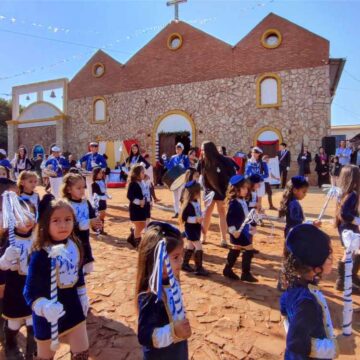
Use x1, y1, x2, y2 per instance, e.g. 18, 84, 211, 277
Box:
0, 98, 11, 149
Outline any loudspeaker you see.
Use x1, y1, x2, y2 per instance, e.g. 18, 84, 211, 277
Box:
322, 136, 336, 156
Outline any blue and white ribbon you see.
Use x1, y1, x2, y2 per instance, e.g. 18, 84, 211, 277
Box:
149, 239, 185, 320
342, 230, 360, 336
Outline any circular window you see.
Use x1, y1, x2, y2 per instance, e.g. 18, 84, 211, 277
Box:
261, 29, 282, 49
167, 33, 183, 51
92, 63, 105, 78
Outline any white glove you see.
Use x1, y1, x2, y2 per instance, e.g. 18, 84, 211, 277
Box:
83, 262, 94, 275
286, 167, 290, 171
3, 246, 21, 262
34, 298, 65, 323
77, 287, 90, 317
161, 154, 167, 160
353, 217, 360, 226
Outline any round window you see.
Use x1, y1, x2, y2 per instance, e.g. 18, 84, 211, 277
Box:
261, 29, 282, 49
167, 33, 183, 51
92, 63, 105, 78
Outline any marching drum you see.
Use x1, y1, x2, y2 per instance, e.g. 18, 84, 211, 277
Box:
162, 165, 187, 191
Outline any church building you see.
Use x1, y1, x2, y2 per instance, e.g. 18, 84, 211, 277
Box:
7, 13, 345, 167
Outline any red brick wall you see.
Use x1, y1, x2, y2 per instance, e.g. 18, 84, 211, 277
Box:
68, 13, 329, 100
18, 125, 56, 156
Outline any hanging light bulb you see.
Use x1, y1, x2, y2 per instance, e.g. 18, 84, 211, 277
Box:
50, 90, 56, 98
26, 95, 30, 101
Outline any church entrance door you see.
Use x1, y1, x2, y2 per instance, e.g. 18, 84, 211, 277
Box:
154, 110, 195, 161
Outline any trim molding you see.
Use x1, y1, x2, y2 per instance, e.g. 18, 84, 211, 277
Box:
256, 72, 282, 109
253, 126, 283, 146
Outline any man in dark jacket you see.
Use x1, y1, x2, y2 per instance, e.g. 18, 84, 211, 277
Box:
277, 142, 291, 188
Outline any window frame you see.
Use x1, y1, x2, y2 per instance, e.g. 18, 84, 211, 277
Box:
92, 96, 108, 124
261, 29, 282, 49
256, 73, 282, 109
167, 33, 183, 51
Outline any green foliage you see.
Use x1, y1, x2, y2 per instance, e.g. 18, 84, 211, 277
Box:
0, 97, 11, 149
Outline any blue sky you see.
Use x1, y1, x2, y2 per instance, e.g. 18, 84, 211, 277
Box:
0, 0, 359, 125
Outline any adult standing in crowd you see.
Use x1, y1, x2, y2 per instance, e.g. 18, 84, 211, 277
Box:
11, 145, 33, 179
79, 141, 108, 199
351, 144, 360, 167
336, 140, 352, 166
245, 146, 268, 210
315, 146, 329, 187
198, 141, 237, 247
122, 143, 150, 173
45, 145, 70, 198
188, 148, 198, 170
277, 142, 291, 189
297, 145, 312, 181
164, 142, 190, 218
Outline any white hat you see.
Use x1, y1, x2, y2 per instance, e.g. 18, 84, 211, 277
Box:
0, 149, 6, 156
252, 146, 263, 154
176, 142, 184, 149
51, 146, 61, 152
89, 142, 99, 147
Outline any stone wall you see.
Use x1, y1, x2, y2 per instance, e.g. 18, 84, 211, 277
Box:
18, 125, 56, 155
66, 65, 331, 176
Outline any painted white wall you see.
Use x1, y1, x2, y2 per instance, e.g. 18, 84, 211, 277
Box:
18, 102, 61, 121
157, 113, 192, 138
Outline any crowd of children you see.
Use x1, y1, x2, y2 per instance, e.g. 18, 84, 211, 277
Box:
0, 141, 359, 360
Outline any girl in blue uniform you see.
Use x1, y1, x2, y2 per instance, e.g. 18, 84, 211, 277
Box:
334, 164, 360, 292
61, 173, 101, 275
137, 221, 191, 360
0, 198, 36, 359
18, 170, 40, 215
280, 224, 337, 360
279, 176, 310, 238
126, 164, 150, 249
180, 180, 208, 276
0, 179, 19, 345
223, 175, 258, 282
91, 167, 108, 235
24, 199, 90, 360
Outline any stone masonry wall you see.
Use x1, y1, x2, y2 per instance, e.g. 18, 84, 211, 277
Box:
66, 65, 331, 175
18, 125, 56, 155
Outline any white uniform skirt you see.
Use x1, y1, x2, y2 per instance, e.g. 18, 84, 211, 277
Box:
256, 181, 266, 197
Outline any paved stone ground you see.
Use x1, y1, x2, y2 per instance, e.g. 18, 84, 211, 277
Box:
1, 186, 359, 359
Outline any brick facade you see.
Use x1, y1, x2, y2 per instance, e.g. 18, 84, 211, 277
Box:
68, 13, 329, 99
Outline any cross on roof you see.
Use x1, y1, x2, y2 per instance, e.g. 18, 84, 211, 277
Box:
166, 0, 187, 21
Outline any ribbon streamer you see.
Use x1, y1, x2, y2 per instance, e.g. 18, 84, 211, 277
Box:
318, 186, 342, 221
342, 230, 360, 336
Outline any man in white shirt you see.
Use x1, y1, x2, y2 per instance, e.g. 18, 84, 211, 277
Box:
335, 140, 352, 166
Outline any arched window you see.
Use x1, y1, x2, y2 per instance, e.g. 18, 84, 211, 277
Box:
256, 73, 282, 108
93, 97, 107, 123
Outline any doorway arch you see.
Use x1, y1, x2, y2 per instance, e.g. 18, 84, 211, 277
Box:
152, 110, 196, 162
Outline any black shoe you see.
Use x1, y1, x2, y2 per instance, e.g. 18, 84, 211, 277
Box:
100, 229, 108, 236
126, 228, 137, 248
4, 324, 24, 360
252, 249, 260, 254
269, 206, 277, 210
171, 213, 179, 219
26, 326, 36, 360
194, 250, 209, 276
182, 249, 194, 272
182, 263, 194, 272
241, 272, 258, 283
335, 261, 345, 291
223, 266, 240, 280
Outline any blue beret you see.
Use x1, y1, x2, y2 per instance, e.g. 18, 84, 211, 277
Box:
291, 176, 308, 189
286, 224, 331, 267
249, 174, 262, 183
229, 174, 245, 186
185, 180, 196, 188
